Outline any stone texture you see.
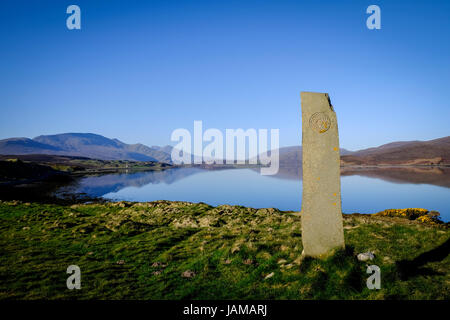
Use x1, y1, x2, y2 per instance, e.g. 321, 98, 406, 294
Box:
357, 252, 375, 262
300, 92, 345, 258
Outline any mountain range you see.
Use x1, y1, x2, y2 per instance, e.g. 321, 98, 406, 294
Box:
340, 136, 450, 166
0, 133, 449, 166
271, 137, 449, 167
0, 133, 172, 163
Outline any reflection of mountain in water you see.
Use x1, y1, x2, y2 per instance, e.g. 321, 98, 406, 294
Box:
74, 167, 205, 197
70, 165, 450, 199
257, 166, 450, 188
341, 166, 450, 188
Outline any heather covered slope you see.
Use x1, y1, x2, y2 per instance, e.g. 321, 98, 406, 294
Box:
341, 136, 450, 166
0, 200, 448, 300
269, 136, 450, 168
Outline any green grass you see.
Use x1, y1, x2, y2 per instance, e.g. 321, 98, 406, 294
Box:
0, 200, 448, 300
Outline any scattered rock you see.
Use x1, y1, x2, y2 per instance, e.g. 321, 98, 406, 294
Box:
181, 270, 196, 278
264, 272, 275, 280
383, 256, 393, 264
231, 239, 244, 253
243, 259, 253, 265
259, 252, 272, 260
258, 208, 277, 215
117, 201, 131, 208
171, 218, 199, 228
224, 259, 232, 264
152, 271, 162, 276
116, 260, 125, 265
357, 252, 375, 262
152, 262, 167, 268
87, 251, 94, 255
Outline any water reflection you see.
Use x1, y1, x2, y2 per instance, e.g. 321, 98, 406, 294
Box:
68, 166, 450, 222
72, 167, 205, 197
264, 166, 450, 189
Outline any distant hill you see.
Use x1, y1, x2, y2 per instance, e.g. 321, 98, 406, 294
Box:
272, 146, 353, 168
341, 136, 450, 166
1, 133, 449, 166
0, 133, 173, 163
263, 136, 449, 167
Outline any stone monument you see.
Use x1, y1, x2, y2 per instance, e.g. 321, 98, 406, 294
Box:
300, 92, 345, 258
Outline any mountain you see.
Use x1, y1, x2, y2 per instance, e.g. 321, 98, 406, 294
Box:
262, 136, 449, 167
0, 133, 173, 163
341, 136, 450, 166
1, 133, 449, 166
260, 146, 353, 168
0, 137, 63, 154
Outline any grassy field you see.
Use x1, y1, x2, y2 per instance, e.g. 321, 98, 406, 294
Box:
0, 200, 448, 300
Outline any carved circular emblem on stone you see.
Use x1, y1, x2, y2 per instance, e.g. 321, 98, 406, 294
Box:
309, 112, 331, 133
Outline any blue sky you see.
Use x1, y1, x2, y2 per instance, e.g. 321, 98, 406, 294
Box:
0, 0, 449, 150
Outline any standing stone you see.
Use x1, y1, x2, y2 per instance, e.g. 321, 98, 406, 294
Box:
300, 92, 345, 258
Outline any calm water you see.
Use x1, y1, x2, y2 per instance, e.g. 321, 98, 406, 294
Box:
71, 167, 450, 222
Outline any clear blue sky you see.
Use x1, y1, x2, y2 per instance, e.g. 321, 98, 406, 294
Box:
1, 0, 449, 150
